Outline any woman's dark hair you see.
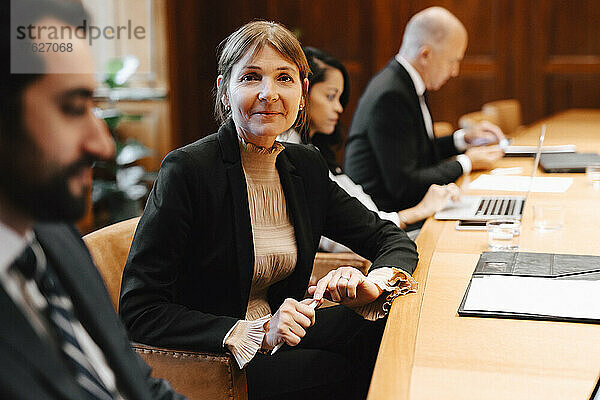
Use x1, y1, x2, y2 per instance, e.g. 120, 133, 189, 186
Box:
301, 46, 350, 173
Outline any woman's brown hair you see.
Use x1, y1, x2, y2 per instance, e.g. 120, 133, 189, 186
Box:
214, 20, 311, 132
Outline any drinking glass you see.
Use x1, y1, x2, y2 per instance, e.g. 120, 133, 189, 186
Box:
487, 219, 521, 251
586, 165, 600, 190
532, 205, 564, 231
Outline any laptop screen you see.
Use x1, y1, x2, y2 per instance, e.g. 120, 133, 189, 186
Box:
523, 124, 546, 206
591, 375, 600, 400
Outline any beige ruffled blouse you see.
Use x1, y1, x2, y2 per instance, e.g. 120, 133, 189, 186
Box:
223, 138, 417, 369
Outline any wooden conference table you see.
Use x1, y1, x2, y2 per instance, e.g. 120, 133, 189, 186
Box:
368, 109, 600, 400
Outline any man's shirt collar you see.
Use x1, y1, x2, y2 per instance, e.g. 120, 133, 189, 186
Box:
0, 220, 32, 276
395, 54, 426, 96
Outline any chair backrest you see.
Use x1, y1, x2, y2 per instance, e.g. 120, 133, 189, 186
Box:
482, 99, 523, 135
458, 110, 500, 130
310, 252, 370, 286
83, 216, 249, 400
82, 217, 140, 310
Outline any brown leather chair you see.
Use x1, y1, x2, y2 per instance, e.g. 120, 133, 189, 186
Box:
83, 217, 248, 400
83, 217, 372, 398
482, 99, 523, 136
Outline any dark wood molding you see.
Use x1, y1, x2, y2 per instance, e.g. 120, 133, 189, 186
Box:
164, 0, 600, 152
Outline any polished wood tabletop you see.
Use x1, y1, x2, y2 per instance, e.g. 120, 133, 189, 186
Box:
368, 109, 600, 400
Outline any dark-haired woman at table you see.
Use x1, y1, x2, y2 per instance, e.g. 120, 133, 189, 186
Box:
279, 46, 460, 250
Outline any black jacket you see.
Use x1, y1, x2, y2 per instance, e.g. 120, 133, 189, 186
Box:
119, 119, 418, 353
344, 59, 463, 212
0, 223, 184, 400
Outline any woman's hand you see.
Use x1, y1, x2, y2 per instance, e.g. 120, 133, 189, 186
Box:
308, 266, 382, 307
398, 183, 461, 226
417, 183, 461, 216
263, 298, 317, 349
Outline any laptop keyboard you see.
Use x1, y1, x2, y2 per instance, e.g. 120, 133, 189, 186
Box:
475, 198, 524, 216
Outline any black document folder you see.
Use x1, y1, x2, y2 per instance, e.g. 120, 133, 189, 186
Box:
458, 251, 600, 324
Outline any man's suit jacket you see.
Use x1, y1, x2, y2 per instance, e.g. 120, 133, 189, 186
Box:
0, 224, 183, 400
119, 118, 418, 353
344, 59, 464, 212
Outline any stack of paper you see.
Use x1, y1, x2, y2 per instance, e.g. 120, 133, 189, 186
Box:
463, 275, 600, 320
468, 175, 573, 193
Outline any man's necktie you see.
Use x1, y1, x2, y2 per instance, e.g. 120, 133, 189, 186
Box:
12, 240, 115, 400
419, 91, 434, 140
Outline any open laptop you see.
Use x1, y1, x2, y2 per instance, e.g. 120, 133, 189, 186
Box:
591, 374, 600, 400
434, 125, 546, 221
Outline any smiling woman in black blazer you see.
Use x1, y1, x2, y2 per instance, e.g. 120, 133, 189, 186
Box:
119, 21, 418, 400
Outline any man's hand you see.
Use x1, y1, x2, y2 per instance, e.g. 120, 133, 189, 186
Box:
308, 266, 382, 308
465, 121, 506, 146
465, 145, 504, 170
263, 298, 316, 349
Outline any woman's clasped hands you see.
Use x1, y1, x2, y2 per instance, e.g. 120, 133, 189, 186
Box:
264, 266, 380, 350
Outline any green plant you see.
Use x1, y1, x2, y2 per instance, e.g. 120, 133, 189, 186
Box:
92, 108, 154, 226
104, 55, 140, 89
92, 55, 154, 227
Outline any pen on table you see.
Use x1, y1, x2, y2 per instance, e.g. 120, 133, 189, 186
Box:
270, 299, 320, 355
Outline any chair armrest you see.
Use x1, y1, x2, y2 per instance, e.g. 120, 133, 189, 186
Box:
310, 252, 371, 287
132, 343, 247, 400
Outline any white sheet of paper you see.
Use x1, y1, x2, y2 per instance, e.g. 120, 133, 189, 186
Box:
490, 167, 523, 175
463, 275, 600, 320
468, 174, 573, 192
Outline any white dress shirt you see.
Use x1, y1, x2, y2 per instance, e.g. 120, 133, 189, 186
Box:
277, 130, 401, 232
394, 55, 472, 174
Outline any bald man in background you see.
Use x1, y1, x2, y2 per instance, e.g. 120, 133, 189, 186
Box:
344, 7, 505, 215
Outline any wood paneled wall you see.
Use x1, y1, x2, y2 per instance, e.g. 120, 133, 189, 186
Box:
167, 0, 600, 150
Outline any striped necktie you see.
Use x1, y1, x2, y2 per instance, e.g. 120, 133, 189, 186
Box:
12, 240, 116, 400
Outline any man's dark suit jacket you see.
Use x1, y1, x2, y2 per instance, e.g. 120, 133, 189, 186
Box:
0, 224, 184, 400
344, 59, 464, 212
119, 118, 418, 353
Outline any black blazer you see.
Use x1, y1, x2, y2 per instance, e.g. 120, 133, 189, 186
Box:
344, 59, 463, 212
119, 119, 418, 353
0, 223, 183, 400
